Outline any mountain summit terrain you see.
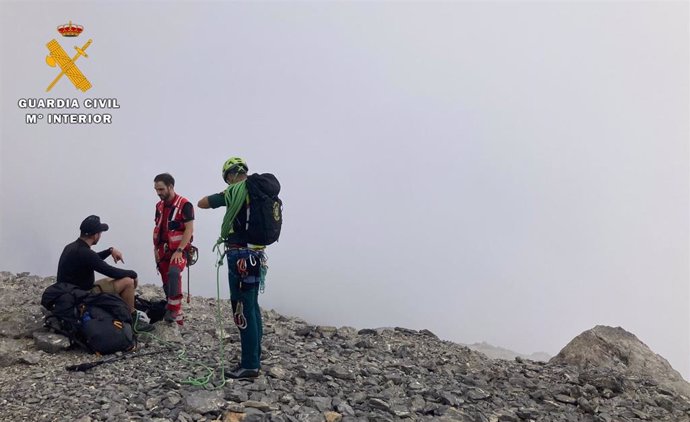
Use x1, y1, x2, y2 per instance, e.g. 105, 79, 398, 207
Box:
0, 272, 688, 421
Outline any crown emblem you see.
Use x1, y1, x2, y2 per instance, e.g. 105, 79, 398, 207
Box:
57, 21, 83, 37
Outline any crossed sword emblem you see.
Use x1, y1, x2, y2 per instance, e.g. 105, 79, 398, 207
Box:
45, 38, 93, 92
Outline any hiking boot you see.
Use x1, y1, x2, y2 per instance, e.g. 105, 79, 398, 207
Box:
164, 309, 175, 323
225, 366, 259, 379
132, 312, 155, 333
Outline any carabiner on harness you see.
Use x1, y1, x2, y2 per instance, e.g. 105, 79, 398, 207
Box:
233, 302, 247, 329
236, 258, 248, 278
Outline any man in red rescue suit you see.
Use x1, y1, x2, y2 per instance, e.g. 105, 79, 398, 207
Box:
153, 173, 194, 326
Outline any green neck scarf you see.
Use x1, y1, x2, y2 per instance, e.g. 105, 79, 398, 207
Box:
218, 179, 248, 244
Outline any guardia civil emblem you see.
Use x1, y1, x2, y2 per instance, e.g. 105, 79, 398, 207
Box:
45, 21, 93, 92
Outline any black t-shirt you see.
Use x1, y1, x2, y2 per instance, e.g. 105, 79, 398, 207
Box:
180, 202, 194, 221
56, 239, 137, 290
155, 201, 194, 223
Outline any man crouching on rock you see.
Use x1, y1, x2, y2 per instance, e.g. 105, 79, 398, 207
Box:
56, 215, 154, 332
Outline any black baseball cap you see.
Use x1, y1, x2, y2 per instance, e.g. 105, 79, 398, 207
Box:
80, 215, 109, 235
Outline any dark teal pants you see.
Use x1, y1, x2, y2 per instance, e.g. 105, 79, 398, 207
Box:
227, 252, 264, 369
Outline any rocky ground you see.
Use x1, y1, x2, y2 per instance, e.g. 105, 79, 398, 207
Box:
1, 271, 689, 422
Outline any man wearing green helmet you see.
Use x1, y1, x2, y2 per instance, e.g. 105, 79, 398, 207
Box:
198, 157, 271, 379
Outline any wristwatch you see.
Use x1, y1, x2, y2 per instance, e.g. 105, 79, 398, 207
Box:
176, 247, 183, 252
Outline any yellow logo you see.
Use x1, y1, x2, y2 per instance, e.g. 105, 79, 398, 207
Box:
45, 21, 92, 92
273, 201, 281, 222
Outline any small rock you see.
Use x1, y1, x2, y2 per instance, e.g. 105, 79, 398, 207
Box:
467, 388, 491, 401
368, 398, 390, 411
335, 326, 357, 338
498, 413, 519, 422
267, 366, 287, 379
632, 408, 650, 420
146, 397, 162, 410
19, 352, 41, 365
324, 366, 355, 380
354, 339, 375, 349
408, 380, 424, 390
655, 395, 674, 412
335, 402, 355, 416
306, 396, 332, 412
184, 390, 225, 414
106, 403, 126, 418
577, 397, 596, 414
32, 332, 70, 354
324, 411, 342, 422
226, 389, 249, 403
515, 407, 540, 420
554, 394, 577, 404
222, 412, 245, 422
242, 401, 272, 412
316, 326, 337, 338
419, 329, 438, 338
295, 326, 315, 336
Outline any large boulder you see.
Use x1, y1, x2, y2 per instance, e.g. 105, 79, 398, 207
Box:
551, 325, 690, 397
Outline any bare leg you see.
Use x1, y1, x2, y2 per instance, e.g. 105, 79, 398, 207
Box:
112, 277, 136, 312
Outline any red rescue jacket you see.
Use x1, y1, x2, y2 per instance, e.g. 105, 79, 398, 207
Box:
154, 195, 193, 251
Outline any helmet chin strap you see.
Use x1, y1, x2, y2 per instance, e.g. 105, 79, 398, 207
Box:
225, 168, 247, 185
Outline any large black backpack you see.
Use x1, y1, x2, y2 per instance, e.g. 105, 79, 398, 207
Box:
41, 283, 136, 355
79, 293, 136, 354
244, 173, 283, 245
41, 283, 90, 349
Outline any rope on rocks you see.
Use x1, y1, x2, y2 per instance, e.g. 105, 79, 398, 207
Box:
132, 244, 230, 389
135, 327, 216, 388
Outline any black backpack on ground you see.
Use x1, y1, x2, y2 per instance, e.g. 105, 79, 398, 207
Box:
245, 173, 283, 245
134, 296, 167, 324
79, 293, 136, 354
41, 282, 90, 349
41, 283, 136, 355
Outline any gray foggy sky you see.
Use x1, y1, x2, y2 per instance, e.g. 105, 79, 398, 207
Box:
1, 1, 688, 378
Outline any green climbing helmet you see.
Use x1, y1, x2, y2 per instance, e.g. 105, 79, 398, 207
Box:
222, 157, 248, 182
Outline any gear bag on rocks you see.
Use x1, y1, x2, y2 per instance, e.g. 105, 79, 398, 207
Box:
134, 295, 168, 324
41, 283, 136, 354
41, 282, 89, 349
79, 293, 136, 354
